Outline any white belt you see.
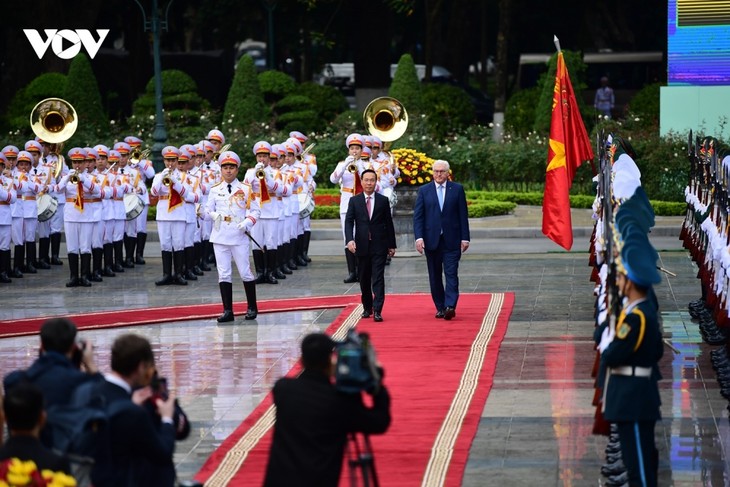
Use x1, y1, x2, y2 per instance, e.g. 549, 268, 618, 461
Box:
610, 366, 651, 378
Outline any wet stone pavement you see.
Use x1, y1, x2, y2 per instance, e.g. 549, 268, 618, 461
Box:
0, 211, 727, 486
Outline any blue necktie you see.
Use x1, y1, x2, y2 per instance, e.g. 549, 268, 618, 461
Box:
437, 184, 444, 211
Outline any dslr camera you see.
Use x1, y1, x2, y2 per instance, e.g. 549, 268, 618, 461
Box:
335, 328, 381, 394
70, 339, 87, 369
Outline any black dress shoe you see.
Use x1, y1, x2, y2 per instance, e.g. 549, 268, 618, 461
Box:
36, 259, 51, 270
50, 256, 63, 266
343, 273, 358, 283
361, 310, 372, 319
435, 310, 445, 319
172, 275, 188, 285
244, 308, 258, 320
373, 312, 383, 322
444, 307, 456, 320
217, 310, 234, 323
199, 261, 211, 271
135, 256, 146, 265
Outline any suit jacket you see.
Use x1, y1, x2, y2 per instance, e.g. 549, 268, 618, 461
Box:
0, 435, 71, 474
413, 181, 470, 251
264, 369, 391, 487
87, 380, 176, 487
344, 192, 396, 256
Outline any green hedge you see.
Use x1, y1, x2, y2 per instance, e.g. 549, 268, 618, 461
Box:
468, 201, 516, 217
311, 205, 340, 219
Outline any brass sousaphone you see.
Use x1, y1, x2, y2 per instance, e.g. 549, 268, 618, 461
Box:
362, 96, 408, 150
30, 98, 78, 178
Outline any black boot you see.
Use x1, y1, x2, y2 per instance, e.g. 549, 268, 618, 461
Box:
90, 247, 103, 282
113, 241, 125, 272
102, 243, 116, 277
343, 250, 358, 283
191, 244, 204, 276
206, 241, 216, 264
172, 250, 188, 285
37, 237, 51, 269
155, 251, 174, 286
287, 239, 299, 270
217, 282, 234, 322
253, 249, 266, 283
184, 247, 198, 280
79, 253, 92, 287
295, 235, 308, 266
50, 233, 63, 265
272, 248, 286, 279
198, 241, 211, 271
135, 232, 147, 265
265, 250, 279, 284
279, 244, 292, 275
24, 242, 37, 273
66, 253, 80, 287
303, 230, 312, 263
243, 280, 258, 320
122, 236, 135, 268
11, 245, 23, 278
0, 249, 11, 283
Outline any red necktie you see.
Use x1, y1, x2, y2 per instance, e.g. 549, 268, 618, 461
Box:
366, 195, 372, 219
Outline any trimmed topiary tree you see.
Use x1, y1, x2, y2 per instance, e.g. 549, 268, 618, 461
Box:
133, 69, 209, 124
223, 54, 269, 129
6, 73, 68, 132
258, 70, 297, 104
532, 50, 587, 135
504, 87, 541, 135
63, 53, 107, 129
296, 82, 349, 124
422, 83, 475, 141
388, 54, 424, 115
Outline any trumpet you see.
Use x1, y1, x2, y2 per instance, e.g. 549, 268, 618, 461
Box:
347, 162, 358, 173
129, 148, 150, 167
70, 173, 80, 184
213, 143, 232, 162
256, 164, 266, 179
162, 174, 173, 187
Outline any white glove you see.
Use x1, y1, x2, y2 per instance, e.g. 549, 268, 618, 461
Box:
68, 169, 77, 176
161, 168, 170, 177
598, 326, 615, 353
255, 162, 265, 170
209, 211, 220, 221
237, 219, 253, 232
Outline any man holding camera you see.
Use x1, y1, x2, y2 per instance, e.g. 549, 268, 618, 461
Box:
3, 317, 100, 407
264, 332, 391, 487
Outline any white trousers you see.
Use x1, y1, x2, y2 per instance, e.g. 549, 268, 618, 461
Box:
65, 221, 93, 254
158, 220, 186, 251
213, 240, 254, 283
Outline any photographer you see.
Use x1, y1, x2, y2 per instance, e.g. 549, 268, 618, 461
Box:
3, 318, 100, 408
264, 332, 391, 487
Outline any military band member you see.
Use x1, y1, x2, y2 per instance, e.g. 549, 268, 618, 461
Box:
179, 145, 204, 281
290, 131, 316, 264
93, 145, 117, 277
289, 137, 310, 267
206, 129, 225, 154
125, 136, 155, 265
24, 140, 48, 271
0, 153, 17, 283
204, 151, 260, 322
268, 144, 291, 280
113, 142, 140, 269
107, 150, 130, 273
38, 138, 66, 267
330, 133, 366, 283
281, 141, 304, 272
56, 148, 101, 287
250, 141, 283, 284
152, 146, 195, 286
200, 139, 220, 266
3, 146, 23, 278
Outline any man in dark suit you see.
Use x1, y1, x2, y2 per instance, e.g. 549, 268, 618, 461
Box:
344, 169, 397, 322
84, 334, 178, 487
0, 383, 71, 474
264, 332, 391, 487
413, 160, 470, 320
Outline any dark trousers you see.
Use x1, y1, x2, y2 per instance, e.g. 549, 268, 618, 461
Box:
357, 251, 387, 313
616, 420, 658, 487
424, 235, 461, 311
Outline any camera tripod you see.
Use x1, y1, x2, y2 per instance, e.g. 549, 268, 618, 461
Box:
347, 432, 379, 487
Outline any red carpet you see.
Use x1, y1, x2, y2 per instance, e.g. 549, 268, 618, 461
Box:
195, 292, 514, 487
0, 295, 356, 339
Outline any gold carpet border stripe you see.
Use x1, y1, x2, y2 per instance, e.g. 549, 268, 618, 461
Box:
204, 304, 363, 487
421, 293, 505, 487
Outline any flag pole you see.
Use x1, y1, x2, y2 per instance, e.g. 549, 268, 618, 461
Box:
553, 35, 561, 53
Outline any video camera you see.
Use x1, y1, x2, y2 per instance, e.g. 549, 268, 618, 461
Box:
335, 328, 381, 395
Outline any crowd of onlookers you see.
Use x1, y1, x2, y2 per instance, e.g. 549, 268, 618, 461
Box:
0, 318, 189, 487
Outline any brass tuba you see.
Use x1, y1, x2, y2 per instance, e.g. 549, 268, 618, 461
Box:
30, 98, 78, 178
363, 96, 408, 149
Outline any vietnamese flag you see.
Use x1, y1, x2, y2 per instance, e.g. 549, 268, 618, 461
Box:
542, 50, 594, 250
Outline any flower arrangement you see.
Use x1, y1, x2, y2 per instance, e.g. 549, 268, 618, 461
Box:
0, 458, 76, 487
392, 148, 436, 186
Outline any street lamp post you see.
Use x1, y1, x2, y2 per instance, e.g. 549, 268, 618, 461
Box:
134, 0, 174, 172
261, 0, 277, 70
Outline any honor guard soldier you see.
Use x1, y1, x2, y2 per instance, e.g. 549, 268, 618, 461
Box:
3, 145, 24, 278
16, 148, 44, 274
125, 136, 155, 264
204, 151, 260, 322
58, 148, 102, 287
330, 133, 366, 283
0, 153, 17, 283
596, 226, 662, 486
152, 146, 195, 286
113, 142, 140, 268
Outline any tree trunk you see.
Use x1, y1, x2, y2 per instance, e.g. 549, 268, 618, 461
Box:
493, 0, 512, 141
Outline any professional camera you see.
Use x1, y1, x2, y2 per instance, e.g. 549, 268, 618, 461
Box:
335, 328, 381, 395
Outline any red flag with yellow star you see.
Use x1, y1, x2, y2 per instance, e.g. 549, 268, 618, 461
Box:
542, 51, 594, 250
